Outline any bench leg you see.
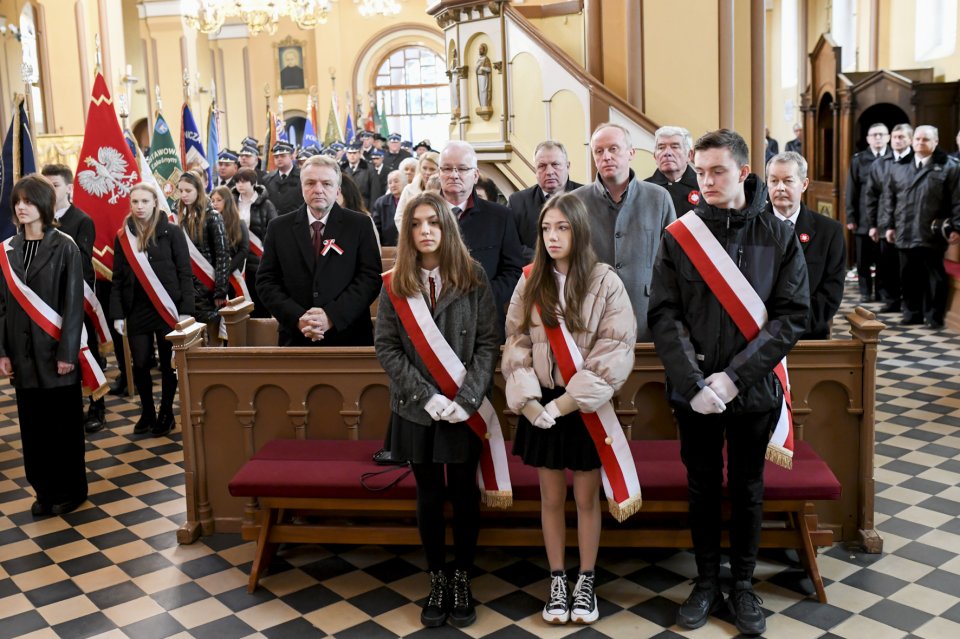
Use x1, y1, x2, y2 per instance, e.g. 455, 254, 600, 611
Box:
248, 507, 280, 593
797, 503, 828, 604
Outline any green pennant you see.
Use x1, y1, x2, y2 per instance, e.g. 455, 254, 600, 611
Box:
147, 113, 183, 211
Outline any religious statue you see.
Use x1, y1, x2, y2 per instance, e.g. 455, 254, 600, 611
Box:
448, 47, 461, 121
475, 43, 493, 119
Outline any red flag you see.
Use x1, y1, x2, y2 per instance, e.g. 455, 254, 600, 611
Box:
364, 105, 375, 132
72, 72, 139, 280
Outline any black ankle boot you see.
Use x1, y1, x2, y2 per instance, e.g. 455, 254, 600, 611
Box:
134, 411, 156, 434
420, 570, 449, 627
84, 400, 106, 434
152, 409, 175, 436
449, 569, 476, 627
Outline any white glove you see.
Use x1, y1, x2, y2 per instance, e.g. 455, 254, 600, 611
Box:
425, 394, 452, 421
439, 401, 470, 423
532, 410, 556, 429
690, 386, 726, 415
544, 401, 561, 420
705, 372, 739, 403
113, 319, 125, 335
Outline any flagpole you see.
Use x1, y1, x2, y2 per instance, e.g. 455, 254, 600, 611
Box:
19, 67, 38, 164
155, 85, 163, 114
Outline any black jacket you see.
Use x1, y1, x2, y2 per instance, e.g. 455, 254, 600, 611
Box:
233, 184, 276, 273
257, 203, 382, 346
645, 165, 701, 218
228, 222, 250, 276
109, 216, 194, 333
262, 166, 304, 216
0, 228, 84, 389
879, 148, 960, 249
56, 205, 96, 287
508, 179, 582, 260
864, 149, 912, 228
786, 138, 802, 154
371, 192, 400, 246
769, 203, 846, 339
341, 159, 376, 209
383, 149, 413, 173
648, 175, 809, 414
182, 208, 230, 321
846, 146, 891, 233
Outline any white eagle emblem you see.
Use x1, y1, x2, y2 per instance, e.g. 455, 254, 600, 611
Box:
77, 147, 138, 204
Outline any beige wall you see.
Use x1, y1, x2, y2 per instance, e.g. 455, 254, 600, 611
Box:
880, 0, 960, 80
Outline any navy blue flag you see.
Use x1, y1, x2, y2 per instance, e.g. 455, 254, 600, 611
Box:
0, 95, 37, 241
302, 116, 320, 149
180, 101, 208, 172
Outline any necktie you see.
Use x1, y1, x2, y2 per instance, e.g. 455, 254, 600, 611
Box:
429, 276, 437, 310
786, 218, 794, 227
312, 220, 324, 257
452, 206, 463, 220
281, 173, 287, 181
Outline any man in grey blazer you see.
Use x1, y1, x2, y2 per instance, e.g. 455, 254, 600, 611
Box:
573, 123, 676, 340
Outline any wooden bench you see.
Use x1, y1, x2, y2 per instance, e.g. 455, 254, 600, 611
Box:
229, 438, 841, 599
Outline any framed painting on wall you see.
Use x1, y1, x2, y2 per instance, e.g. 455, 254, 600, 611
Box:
276, 36, 306, 94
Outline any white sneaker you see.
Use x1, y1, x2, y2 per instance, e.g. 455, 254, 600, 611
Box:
542, 571, 569, 624
570, 571, 599, 624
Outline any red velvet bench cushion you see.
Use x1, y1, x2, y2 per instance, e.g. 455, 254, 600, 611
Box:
228, 439, 840, 503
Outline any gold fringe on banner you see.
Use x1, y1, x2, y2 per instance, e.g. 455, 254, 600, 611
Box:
482, 490, 513, 510
765, 444, 794, 470
608, 494, 644, 523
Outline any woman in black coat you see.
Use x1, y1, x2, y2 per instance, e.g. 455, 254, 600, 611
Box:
0, 175, 86, 516
233, 168, 276, 317
211, 186, 249, 282
110, 183, 194, 437
177, 172, 229, 326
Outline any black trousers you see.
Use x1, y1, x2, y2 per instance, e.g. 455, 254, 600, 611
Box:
17, 383, 87, 506
411, 448, 481, 573
899, 246, 947, 323
677, 409, 777, 581
877, 238, 901, 303
854, 234, 878, 297
129, 330, 177, 417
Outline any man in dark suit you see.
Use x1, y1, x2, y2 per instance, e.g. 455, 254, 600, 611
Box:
215, 149, 239, 188
645, 125, 701, 218
238, 137, 267, 182
785, 124, 803, 155
257, 155, 382, 347
383, 132, 412, 173
41, 164, 107, 432
372, 169, 403, 246
340, 142, 376, 209
508, 140, 581, 260
766, 152, 846, 338
369, 149, 388, 203
847, 123, 891, 303
262, 140, 304, 216
439, 141, 524, 338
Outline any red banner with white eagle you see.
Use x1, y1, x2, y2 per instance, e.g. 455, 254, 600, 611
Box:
72, 72, 139, 281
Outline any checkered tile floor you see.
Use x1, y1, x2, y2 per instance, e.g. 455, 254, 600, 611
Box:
2, 281, 960, 638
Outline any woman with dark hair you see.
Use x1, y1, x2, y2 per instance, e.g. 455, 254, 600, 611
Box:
503, 192, 638, 626
375, 191, 506, 629
338, 173, 369, 214
177, 172, 228, 331
211, 185, 249, 296
0, 174, 87, 516
110, 183, 193, 437
232, 167, 276, 317
475, 176, 506, 205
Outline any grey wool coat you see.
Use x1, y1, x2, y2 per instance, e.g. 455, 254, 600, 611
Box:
573, 171, 677, 340
374, 262, 500, 425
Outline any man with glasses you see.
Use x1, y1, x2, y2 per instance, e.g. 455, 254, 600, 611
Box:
846, 123, 891, 303
438, 140, 524, 338
508, 140, 582, 259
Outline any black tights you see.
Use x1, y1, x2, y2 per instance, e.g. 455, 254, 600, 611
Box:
128, 330, 176, 418
411, 453, 481, 573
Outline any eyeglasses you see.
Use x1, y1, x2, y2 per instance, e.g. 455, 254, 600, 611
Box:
439, 165, 476, 176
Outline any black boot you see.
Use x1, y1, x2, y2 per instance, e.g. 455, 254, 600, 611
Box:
133, 366, 156, 434
108, 374, 128, 396
152, 370, 177, 436
420, 571, 449, 627
84, 399, 106, 434
449, 569, 476, 627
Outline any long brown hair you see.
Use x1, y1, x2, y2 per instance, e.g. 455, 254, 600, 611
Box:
390, 191, 483, 298
127, 183, 163, 252
520, 192, 596, 333
212, 186, 243, 248
177, 171, 209, 243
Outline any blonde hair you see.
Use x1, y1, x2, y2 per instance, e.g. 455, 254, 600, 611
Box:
127, 183, 163, 252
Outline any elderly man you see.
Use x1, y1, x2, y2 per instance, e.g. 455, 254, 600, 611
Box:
257, 155, 382, 346
372, 169, 403, 246
645, 125, 701, 217
573, 122, 676, 340
262, 140, 304, 216
767, 152, 845, 338
880, 125, 960, 329
439, 140, 524, 337
847, 123, 891, 303
785, 123, 803, 154
508, 140, 582, 259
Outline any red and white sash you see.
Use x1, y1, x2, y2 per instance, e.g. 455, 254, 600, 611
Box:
382, 271, 512, 508
666, 212, 794, 468
249, 233, 263, 259
0, 239, 108, 399
118, 225, 180, 329
522, 266, 642, 521
83, 281, 112, 350
186, 239, 248, 301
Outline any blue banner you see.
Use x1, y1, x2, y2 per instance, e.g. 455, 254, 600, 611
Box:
302, 117, 320, 149
344, 113, 354, 146
180, 102, 207, 172
206, 103, 219, 193
0, 96, 37, 241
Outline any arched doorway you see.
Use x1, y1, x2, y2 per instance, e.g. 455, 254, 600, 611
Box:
854, 104, 910, 152
816, 93, 834, 182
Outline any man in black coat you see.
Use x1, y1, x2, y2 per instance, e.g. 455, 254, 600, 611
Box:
238, 137, 267, 182
371, 169, 403, 246
785, 123, 803, 154
383, 133, 412, 173
508, 140, 581, 260
41, 164, 107, 432
846, 123, 891, 302
766, 152, 846, 339
439, 141, 524, 339
369, 149, 388, 203
645, 125, 702, 218
257, 155, 382, 347
262, 140, 304, 216
215, 149, 239, 188
340, 142, 376, 209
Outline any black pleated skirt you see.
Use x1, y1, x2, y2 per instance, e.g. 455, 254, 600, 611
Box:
388, 411, 482, 465
512, 386, 602, 471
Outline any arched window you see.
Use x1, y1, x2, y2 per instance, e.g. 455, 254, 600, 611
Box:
375, 46, 449, 145
19, 4, 46, 133
916, 0, 957, 61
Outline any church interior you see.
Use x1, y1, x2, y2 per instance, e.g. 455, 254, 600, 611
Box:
1, 0, 960, 637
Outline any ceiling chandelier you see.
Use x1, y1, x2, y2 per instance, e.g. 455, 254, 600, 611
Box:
182, 1, 333, 35
353, 0, 401, 17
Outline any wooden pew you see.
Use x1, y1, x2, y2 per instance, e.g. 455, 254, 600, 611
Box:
169, 301, 885, 560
